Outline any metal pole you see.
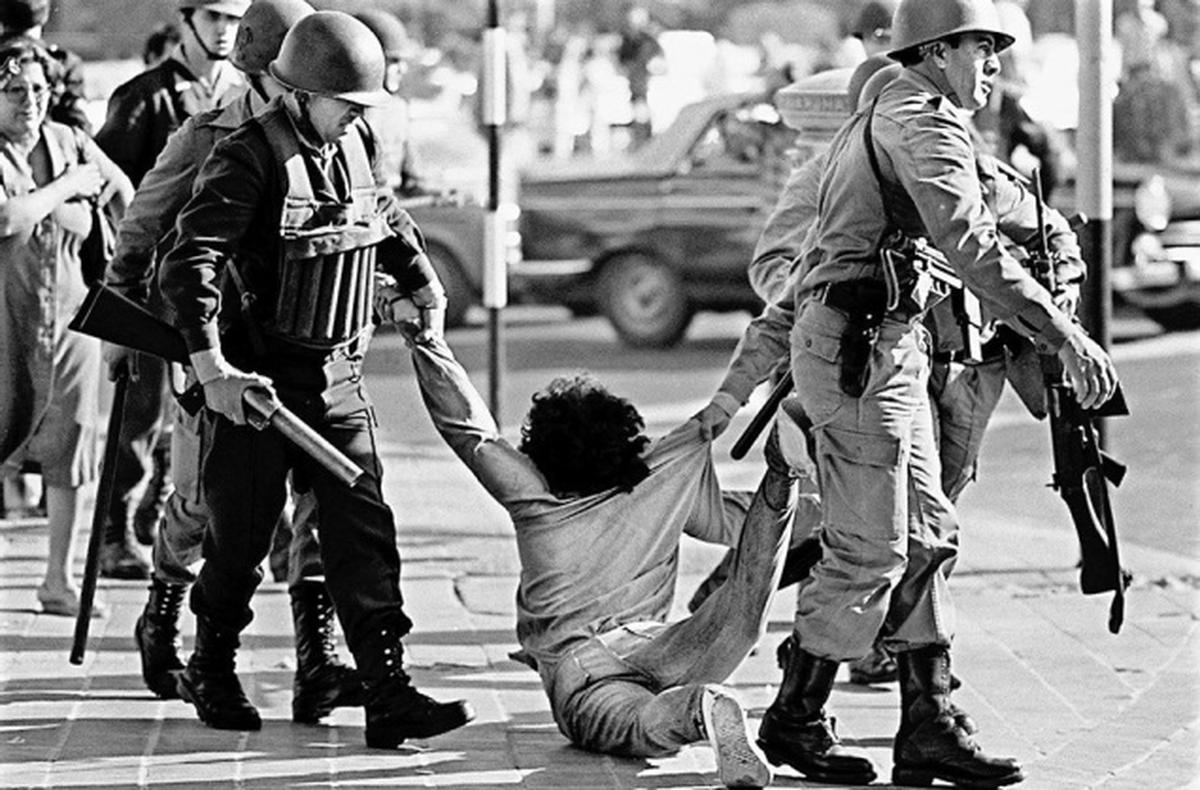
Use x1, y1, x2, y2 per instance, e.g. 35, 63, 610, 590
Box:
1075, 0, 1113, 444
483, 0, 507, 426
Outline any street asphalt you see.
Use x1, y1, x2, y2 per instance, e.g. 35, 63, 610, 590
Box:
2, 320, 1197, 789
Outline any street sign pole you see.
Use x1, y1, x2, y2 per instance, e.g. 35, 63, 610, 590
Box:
1075, 0, 1114, 445
483, 0, 507, 426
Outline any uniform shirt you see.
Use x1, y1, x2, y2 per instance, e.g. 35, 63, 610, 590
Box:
160, 97, 437, 355
95, 52, 242, 186
105, 85, 269, 306
714, 71, 1086, 408
794, 69, 1075, 353
408, 336, 748, 677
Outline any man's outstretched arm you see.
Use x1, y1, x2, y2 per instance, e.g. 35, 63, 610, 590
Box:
409, 335, 549, 505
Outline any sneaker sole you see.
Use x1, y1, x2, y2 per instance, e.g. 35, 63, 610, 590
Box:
702, 691, 771, 789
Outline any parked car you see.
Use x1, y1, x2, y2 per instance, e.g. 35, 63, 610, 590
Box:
510, 83, 1200, 345
1103, 160, 1200, 331
406, 198, 521, 328
512, 93, 793, 347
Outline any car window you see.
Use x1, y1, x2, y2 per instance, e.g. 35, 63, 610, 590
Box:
688, 102, 783, 172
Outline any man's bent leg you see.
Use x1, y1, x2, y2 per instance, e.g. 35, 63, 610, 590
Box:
621, 437, 796, 689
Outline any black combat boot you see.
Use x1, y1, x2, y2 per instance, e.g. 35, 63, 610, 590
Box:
756, 634, 878, 784
176, 616, 261, 731
892, 645, 1022, 788
290, 581, 366, 724
134, 578, 187, 698
133, 444, 172, 546
361, 624, 475, 748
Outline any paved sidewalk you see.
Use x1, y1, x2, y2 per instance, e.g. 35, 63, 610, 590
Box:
2, 439, 1198, 789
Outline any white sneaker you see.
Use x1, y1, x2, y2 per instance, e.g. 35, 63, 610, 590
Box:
701, 685, 772, 789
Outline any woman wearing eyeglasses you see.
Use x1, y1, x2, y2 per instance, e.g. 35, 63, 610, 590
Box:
0, 37, 132, 616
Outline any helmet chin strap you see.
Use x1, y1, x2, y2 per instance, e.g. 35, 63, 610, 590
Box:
183, 12, 228, 62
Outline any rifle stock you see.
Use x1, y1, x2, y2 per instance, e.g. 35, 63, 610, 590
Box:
1031, 170, 1130, 633
69, 284, 364, 489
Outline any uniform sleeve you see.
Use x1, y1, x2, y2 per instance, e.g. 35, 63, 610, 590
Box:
376, 195, 440, 293
888, 110, 1077, 352
411, 334, 550, 505
750, 151, 824, 304
984, 157, 1086, 286
159, 131, 268, 352
106, 120, 206, 301
95, 81, 151, 185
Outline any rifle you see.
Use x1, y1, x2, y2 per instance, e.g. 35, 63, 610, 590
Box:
1030, 170, 1131, 634
880, 234, 983, 362
70, 367, 129, 665
68, 284, 365, 488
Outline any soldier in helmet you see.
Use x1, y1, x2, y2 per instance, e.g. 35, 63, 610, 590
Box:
91, 0, 249, 583
703, 0, 1118, 786
352, 8, 427, 196
105, 0, 368, 727
158, 11, 473, 747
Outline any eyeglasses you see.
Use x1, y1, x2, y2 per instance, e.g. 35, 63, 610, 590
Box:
2, 83, 51, 102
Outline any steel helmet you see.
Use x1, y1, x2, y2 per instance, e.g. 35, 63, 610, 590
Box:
353, 9, 416, 61
177, 0, 251, 17
0, 0, 50, 30
848, 54, 901, 109
855, 59, 903, 110
230, 0, 313, 76
853, 0, 898, 40
268, 11, 387, 107
888, 0, 1014, 60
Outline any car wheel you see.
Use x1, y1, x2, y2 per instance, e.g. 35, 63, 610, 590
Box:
599, 253, 692, 348
1143, 304, 1200, 331
425, 241, 472, 328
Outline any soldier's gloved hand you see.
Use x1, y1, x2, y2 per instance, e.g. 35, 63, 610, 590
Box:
189, 349, 275, 426
409, 282, 447, 344
102, 342, 139, 382
1057, 329, 1119, 410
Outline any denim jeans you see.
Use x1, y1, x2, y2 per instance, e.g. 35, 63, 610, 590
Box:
547, 461, 795, 757
789, 298, 959, 661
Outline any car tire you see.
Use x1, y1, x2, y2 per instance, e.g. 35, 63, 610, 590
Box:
1143, 304, 1200, 331
425, 241, 472, 329
599, 253, 692, 348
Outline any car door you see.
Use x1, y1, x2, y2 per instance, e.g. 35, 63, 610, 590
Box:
656, 100, 787, 305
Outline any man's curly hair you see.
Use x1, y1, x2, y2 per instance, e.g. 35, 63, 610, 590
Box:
519, 374, 650, 497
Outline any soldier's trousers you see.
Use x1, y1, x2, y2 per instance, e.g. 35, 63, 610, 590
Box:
190, 400, 411, 672
152, 392, 322, 589
789, 298, 959, 661
929, 355, 1007, 503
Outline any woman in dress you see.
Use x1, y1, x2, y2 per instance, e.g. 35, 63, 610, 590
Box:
0, 38, 132, 616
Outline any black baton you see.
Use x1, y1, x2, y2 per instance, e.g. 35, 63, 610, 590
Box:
70, 367, 129, 664
731, 370, 794, 460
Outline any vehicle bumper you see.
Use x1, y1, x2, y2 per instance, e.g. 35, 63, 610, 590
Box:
1112, 229, 1200, 309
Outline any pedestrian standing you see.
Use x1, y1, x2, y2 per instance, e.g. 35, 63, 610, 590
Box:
0, 38, 132, 617
92, 0, 248, 580
158, 11, 473, 745
707, 0, 1119, 785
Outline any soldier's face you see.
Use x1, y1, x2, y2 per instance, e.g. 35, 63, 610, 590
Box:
940, 33, 1000, 111
186, 9, 241, 58
306, 95, 366, 143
